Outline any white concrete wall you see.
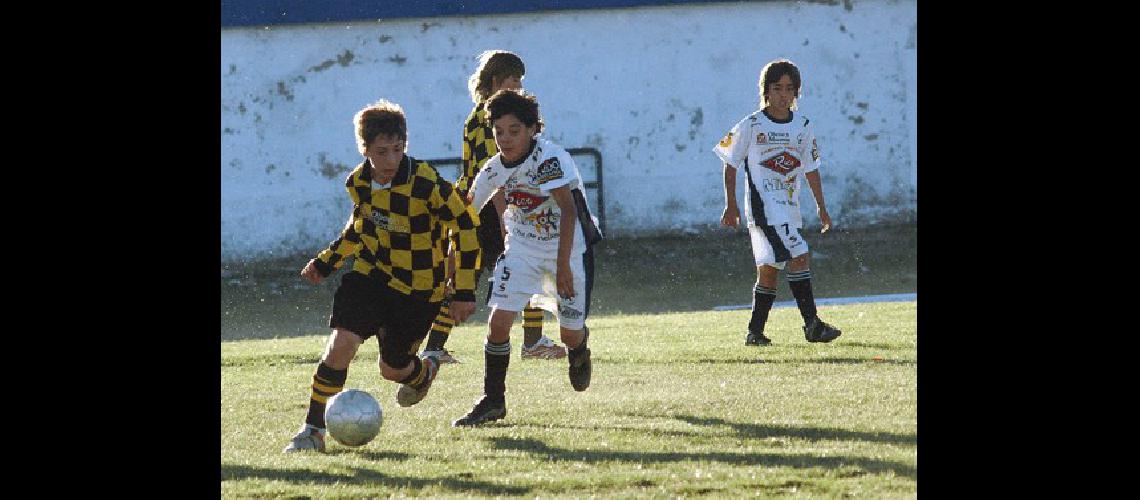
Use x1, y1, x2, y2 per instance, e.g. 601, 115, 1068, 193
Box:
221, 0, 917, 260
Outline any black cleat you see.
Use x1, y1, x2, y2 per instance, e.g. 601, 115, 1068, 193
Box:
453, 396, 507, 427
568, 327, 592, 392
745, 331, 772, 346
804, 317, 842, 343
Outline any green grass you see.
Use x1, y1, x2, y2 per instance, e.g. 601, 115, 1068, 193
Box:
222, 301, 916, 498
222, 223, 916, 341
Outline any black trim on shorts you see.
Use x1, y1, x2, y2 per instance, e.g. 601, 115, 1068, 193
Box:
742, 158, 769, 226
759, 224, 792, 263
476, 202, 505, 271
582, 245, 595, 319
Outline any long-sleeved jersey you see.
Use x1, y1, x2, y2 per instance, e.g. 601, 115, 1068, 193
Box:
312, 155, 482, 302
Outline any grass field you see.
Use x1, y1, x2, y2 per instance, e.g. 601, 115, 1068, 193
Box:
222, 302, 916, 497
222, 223, 916, 340
221, 224, 917, 497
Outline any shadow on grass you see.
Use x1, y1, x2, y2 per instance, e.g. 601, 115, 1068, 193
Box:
487, 436, 915, 479
221, 354, 322, 368
669, 415, 917, 446
326, 450, 412, 461
695, 357, 915, 365
220, 463, 530, 495
496, 422, 700, 439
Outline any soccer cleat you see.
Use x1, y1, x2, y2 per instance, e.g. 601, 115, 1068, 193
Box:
567, 327, 592, 392
422, 348, 460, 364
396, 356, 440, 407
453, 396, 507, 426
521, 335, 568, 360
804, 317, 842, 343
283, 424, 326, 453
745, 331, 772, 346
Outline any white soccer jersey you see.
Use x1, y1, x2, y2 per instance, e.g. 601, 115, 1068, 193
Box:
712, 109, 821, 228
469, 136, 589, 259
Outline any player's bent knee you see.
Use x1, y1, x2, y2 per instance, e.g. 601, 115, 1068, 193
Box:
322, 330, 362, 369
487, 310, 516, 343
559, 326, 585, 348
788, 254, 811, 271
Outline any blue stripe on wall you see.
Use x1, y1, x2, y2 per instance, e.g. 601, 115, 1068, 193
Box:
221, 0, 745, 27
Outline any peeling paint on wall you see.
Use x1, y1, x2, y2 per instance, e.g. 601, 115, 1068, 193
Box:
221, 1, 917, 259
316, 153, 351, 180
308, 50, 356, 72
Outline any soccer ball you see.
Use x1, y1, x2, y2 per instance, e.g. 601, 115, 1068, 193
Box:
324, 389, 383, 447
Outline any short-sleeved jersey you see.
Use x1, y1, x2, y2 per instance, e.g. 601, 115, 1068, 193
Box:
468, 137, 589, 260
312, 155, 482, 302
455, 104, 497, 198
712, 109, 821, 228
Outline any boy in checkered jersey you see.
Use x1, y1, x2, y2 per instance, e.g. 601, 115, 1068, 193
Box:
454, 89, 601, 426
284, 99, 481, 452
713, 58, 842, 346
421, 50, 568, 364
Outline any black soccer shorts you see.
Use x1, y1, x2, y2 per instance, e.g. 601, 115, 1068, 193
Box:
329, 271, 442, 368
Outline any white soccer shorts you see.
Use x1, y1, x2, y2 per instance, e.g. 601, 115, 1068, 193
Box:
748, 223, 809, 269
488, 250, 590, 330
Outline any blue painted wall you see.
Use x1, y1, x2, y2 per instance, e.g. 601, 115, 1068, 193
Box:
221, 0, 741, 27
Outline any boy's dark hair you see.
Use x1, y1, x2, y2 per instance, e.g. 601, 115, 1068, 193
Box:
485, 89, 544, 134
468, 50, 526, 104
758, 58, 802, 110
354, 99, 407, 154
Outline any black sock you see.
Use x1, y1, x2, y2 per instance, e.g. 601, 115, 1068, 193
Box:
749, 284, 777, 334
787, 269, 817, 324
484, 340, 510, 401
305, 362, 347, 429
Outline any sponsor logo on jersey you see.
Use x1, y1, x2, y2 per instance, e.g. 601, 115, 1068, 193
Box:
766, 131, 791, 143
371, 209, 410, 233
756, 133, 768, 145
560, 306, 584, 319
532, 157, 565, 184
811, 139, 819, 162
506, 191, 547, 212
760, 151, 801, 175
718, 132, 733, 147
524, 208, 560, 234
785, 175, 797, 202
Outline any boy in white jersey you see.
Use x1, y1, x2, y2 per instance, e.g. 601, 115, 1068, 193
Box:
454, 89, 600, 426
713, 58, 842, 346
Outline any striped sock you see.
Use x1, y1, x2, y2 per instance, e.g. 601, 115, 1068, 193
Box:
749, 284, 778, 334
522, 305, 544, 347
398, 356, 429, 389
484, 340, 511, 401
425, 302, 454, 352
787, 269, 817, 324
304, 362, 347, 429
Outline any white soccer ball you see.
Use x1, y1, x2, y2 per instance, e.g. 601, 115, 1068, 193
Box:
324, 389, 383, 447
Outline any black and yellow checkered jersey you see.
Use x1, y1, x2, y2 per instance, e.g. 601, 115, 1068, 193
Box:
456, 105, 497, 198
311, 156, 482, 303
